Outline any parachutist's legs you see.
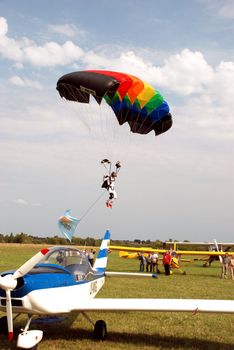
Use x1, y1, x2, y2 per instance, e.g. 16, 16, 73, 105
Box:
106, 190, 117, 208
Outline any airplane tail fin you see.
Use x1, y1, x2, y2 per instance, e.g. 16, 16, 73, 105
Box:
93, 230, 110, 273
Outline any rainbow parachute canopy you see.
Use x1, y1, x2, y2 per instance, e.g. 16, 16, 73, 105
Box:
56, 70, 172, 136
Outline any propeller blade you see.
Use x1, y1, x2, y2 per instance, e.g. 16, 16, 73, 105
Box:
6, 289, 13, 341
0, 248, 49, 340
0, 275, 17, 340
13, 248, 49, 279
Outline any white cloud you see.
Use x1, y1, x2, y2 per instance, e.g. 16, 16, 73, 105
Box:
32, 202, 42, 207
9, 75, 42, 89
0, 16, 8, 36
13, 198, 29, 206
218, 1, 234, 19
0, 17, 84, 67
12, 198, 42, 207
1, 16, 234, 144
104, 49, 214, 96
49, 23, 86, 38
151, 49, 214, 95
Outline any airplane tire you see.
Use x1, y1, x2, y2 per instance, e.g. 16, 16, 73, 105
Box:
93, 320, 107, 340
0, 316, 8, 335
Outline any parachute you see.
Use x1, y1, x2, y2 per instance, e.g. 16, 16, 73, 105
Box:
56, 70, 172, 136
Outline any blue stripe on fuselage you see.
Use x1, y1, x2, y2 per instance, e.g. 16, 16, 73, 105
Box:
0, 264, 101, 298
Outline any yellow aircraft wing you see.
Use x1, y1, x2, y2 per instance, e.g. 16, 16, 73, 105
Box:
119, 251, 139, 259
118, 251, 191, 263
109, 246, 234, 256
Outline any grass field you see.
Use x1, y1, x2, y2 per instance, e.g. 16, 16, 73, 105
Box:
0, 244, 234, 350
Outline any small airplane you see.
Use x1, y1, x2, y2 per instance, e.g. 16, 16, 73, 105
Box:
109, 242, 234, 259
118, 251, 189, 274
1, 230, 234, 349
165, 240, 234, 267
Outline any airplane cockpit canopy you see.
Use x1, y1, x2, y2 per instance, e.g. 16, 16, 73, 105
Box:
38, 247, 93, 281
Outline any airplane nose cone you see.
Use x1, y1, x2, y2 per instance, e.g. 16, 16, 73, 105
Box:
0, 274, 17, 290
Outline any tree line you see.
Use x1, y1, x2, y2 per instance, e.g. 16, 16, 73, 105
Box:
0, 232, 164, 247
0, 233, 206, 251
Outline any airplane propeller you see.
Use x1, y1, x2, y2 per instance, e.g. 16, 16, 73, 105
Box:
0, 248, 49, 341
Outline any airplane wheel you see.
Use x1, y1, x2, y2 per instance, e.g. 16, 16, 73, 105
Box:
0, 316, 8, 335
93, 320, 107, 340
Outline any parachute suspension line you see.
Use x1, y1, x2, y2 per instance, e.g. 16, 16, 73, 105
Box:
109, 101, 133, 159
79, 191, 106, 222
101, 159, 112, 175
62, 84, 92, 132
99, 101, 112, 157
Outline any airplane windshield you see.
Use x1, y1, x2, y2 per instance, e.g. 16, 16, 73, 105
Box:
41, 247, 92, 281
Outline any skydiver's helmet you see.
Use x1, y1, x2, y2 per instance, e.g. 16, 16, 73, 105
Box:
115, 161, 121, 168
101, 159, 111, 164
111, 172, 117, 178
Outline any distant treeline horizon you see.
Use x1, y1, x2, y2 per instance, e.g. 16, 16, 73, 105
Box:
0, 232, 211, 251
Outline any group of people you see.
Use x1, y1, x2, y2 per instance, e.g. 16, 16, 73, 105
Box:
83, 248, 96, 267
221, 253, 234, 280
138, 252, 160, 273
138, 250, 174, 276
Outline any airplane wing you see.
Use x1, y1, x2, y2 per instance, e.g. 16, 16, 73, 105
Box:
109, 246, 234, 256
72, 298, 234, 313
110, 246, 165, 254
166, 241, 234, 246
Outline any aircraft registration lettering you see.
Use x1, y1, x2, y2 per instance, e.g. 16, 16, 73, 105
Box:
90, 281, 98, 294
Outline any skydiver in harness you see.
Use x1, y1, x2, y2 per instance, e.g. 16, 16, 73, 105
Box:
101, 159, 121, 209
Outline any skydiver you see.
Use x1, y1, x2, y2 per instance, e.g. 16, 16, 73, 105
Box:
101, 160, 121, 208
106, 171, 117, 208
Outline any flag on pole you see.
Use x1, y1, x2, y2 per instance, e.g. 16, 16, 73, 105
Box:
58, 209, 80, 242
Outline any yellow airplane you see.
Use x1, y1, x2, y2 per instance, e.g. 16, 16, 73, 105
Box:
109, 245, 234, 256
165, 240, 234, 267
109, 243, 234, 273
118, 251, 188, 274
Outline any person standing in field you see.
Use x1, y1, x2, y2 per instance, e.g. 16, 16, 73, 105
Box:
138, 252, 146, 272
163, 251, 171, 276
151, 252, 159, 273
146, 254, 152, 272
221, 253, 230, 279
229, 255, 234, 280
88, 248, 95, 267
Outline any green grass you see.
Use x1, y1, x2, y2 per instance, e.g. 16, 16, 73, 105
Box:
0, 245, 234, 350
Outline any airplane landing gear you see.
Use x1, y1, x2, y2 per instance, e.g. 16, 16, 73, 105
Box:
81, 312, 107, 340
94, 320, 107, 340
16, 315, 43, 349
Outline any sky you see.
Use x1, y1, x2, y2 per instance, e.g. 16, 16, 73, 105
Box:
0, 0, 233, 242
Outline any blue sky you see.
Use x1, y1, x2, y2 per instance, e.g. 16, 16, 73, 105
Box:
0, 0, 233, 242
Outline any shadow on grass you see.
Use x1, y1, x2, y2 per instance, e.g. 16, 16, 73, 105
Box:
35, 326, 233, 350
108, 331, 233, 350
1, 324, 232, 350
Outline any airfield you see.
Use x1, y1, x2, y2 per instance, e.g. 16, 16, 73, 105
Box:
0, 244, 234, 350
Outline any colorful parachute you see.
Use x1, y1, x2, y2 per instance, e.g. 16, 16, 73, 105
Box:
56, 70, 172, 136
